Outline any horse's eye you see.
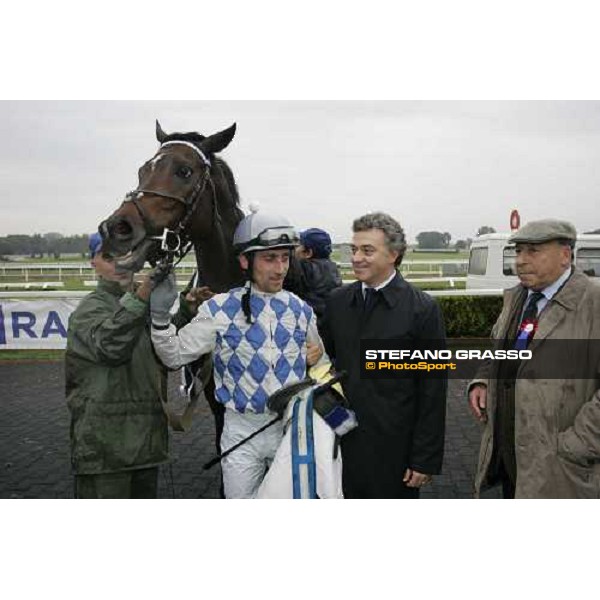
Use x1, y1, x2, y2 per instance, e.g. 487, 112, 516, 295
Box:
176, 166, 193, 179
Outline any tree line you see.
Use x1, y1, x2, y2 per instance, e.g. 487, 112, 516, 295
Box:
0, 226, 504, 259
0, 233, 90, 259
415, 226, 497, 250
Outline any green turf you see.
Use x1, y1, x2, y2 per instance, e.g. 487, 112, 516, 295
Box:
0, 350, 65, 361
405, 250, 470, 261
0, 255, 88, 263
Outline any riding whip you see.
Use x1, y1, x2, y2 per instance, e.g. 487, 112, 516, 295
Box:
202, 378, 316, 470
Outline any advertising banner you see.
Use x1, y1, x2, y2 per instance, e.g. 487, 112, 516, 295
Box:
0, 299, 81, 349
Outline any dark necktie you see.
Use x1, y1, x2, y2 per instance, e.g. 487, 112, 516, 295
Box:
363, 287, 377, 312
514, 291, 544, 349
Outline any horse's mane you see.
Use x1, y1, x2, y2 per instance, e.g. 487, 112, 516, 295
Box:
214, 157, 244, 221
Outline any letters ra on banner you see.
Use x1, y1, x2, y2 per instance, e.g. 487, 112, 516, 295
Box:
0, 299, 78, 349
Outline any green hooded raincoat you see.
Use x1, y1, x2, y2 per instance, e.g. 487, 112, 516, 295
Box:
66, 279, 169, 475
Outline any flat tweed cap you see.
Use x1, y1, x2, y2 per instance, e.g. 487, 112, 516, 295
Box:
509, 219, 577, 244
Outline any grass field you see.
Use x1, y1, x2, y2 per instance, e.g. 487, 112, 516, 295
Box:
4, 247, 471, 263
4, 247, 471, 266
0, 254, 88, 263
331, 249, 469, 263
0, 350, 64, 361
405, 250, 470, 261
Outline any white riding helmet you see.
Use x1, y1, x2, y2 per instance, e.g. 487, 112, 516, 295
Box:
233, 205, 299, 255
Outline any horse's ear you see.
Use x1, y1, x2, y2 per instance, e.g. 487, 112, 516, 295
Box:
156, 120, 168, 143
202, 123, 236, 155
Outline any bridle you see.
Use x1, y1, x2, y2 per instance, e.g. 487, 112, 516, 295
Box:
122, 140, 221, 266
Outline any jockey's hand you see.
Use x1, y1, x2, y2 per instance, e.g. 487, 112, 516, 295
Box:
184, 286, 215, 314
468, 383, 488, 423
150, 273, 178, 327
403, 468, 432, 488
306, 342, 323, 367
149, 262, 171, 288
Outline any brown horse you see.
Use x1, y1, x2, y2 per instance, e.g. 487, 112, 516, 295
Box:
99, 120, 244, 292
99, 122, 246, 495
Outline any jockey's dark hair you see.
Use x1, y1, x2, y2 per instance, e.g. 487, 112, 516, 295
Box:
240, 253, 256, 324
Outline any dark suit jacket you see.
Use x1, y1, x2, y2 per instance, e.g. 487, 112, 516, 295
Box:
322, 273, 447, 498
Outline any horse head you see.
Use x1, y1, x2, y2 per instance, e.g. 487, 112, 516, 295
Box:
99, 120, 240, 279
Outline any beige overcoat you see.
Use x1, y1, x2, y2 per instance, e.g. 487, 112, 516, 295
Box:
471, 270, 600, 498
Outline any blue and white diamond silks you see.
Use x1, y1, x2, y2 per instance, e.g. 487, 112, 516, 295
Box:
247, 353, 269, 383
222, 323, 243, 350
245, 322, 267, 349
206, 285, 315, 414
273, 323, 291, 348
274, 354, 292, 385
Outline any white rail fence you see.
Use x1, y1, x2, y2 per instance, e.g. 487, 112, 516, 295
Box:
1, 260, 469, 286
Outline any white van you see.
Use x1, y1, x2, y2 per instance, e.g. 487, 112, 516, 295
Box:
466, 233, 600, 290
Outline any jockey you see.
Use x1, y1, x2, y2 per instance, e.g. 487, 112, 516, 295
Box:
150, 206, 326, 498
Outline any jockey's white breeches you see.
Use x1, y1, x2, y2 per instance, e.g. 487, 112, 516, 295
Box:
221, 409, 283, 499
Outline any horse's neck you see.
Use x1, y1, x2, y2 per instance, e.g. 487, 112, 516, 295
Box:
194, 235, 243, 293
190, 167, 245, 293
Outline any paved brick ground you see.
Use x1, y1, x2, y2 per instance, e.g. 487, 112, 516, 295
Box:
0, 362, 500, 499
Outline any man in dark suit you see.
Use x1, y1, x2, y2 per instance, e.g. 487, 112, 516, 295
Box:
321, 212, 447, 498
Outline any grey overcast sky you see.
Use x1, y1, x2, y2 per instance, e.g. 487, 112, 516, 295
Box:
1, 100, 599, 243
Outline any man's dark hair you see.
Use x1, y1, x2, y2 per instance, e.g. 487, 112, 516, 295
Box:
352, 212, 407, 267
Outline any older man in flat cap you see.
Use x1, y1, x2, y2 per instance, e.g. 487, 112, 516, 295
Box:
468, 219, 600, 498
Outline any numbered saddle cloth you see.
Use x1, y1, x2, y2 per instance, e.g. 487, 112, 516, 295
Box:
256, 389, 343, 499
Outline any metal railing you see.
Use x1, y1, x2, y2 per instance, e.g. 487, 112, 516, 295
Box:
0, 261, 199, 283
1, 259, 468, 277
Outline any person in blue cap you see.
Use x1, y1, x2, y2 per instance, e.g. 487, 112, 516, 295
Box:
285, 227, 342, 333
88, 231, 103, 259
